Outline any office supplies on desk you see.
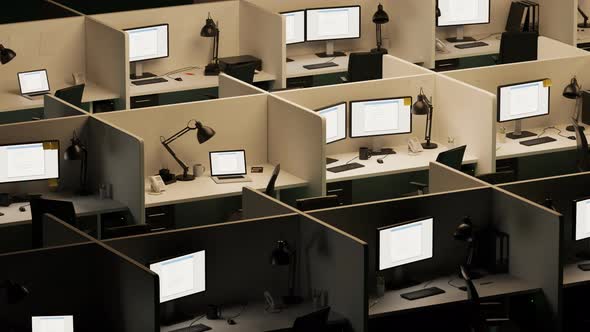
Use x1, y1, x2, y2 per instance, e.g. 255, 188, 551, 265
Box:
400, 287, 446, 301
131, 77, 168, 86
437, 0, 490, 42
149, 175, 166, 194
498, 79, 550, 139
209, 150, 252, 184
408, 137, 424, 153
307, 6, 361, 57
454, 42, 489, 49
359, 147, 371, 160
303, 62, 339, 70
125, 24, 169, 80
0, 44, 16, 65
413, 88, 437, 149
193, 164, 206, 177
371, 4, 390, 54
327, 162, 364, 173
435, 38, 449, 53
168, 324, 211, 332
282, 10, 305, 46
519, 136, 557, 146
223, 61, 257, 84
0, 141, 59, 184
32, 316, 74, 332
563, 77, 585, 132
201, 14, 221, 76
18, 69, 51, 98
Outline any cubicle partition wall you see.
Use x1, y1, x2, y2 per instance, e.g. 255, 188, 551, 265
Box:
43, 94, 88, 118
242, 187, 295, 219
218, 73, 266, 99
382, 55, 433, 78
428, 161, 490, 194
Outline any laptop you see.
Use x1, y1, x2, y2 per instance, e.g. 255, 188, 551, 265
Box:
209, 150, 252, 184
18, 69, 51, 100
32, 315, 74, 332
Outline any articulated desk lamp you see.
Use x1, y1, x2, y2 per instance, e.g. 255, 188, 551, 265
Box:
580, 0, 590, 28
563, 76, 585, 132
412, 87, 438, 149
454, 216, 483, 279
0, 44, 16, 64
201, 13, 221, 76
160, 119, 216, 181
371, 4, 390, 54
64, 131, 90, 195
271, 240, 302, 305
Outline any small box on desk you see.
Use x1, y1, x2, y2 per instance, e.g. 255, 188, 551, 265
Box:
219, 55, 262, 72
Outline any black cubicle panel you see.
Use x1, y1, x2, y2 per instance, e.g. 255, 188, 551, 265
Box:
242, 187, 296, 219
41, 212, 90, 247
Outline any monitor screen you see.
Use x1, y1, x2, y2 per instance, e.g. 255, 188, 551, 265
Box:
498, 80, 550, 123
282, 10, 306, 45
18, 70, 50, 95
150, 250, 206, 303
378, 217, 433, 271
318, 102, 346, 144
125, 24, 169, 63
350, 97, 412, 138
0, 141, 59, 184
306, 6, 361, 42
209, 150, 247, 177
32, 316, 74, 332
574, 197, 590, 241
437, 0, 490, 27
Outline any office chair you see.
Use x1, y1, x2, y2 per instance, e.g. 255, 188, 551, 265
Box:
341, 52, 383, 83
409, 145, 467, 195
31, 198, 77, 249
476, 170, 517, 185
296, 195, 340, 212
264, 164, 281, 197
270, 307, 331, 332
55, 84, 85, 108
497, 31, 538, 64
223, 62, 257, 85
574, 121, 590, 172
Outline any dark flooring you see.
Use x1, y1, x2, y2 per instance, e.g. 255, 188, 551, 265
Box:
0, 0, 78, 24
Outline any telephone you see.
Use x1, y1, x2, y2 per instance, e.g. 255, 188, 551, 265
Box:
435, 38, 449, 53
149, 175, 166, 194
408, 137, 424, 153
264, 291, 281, 313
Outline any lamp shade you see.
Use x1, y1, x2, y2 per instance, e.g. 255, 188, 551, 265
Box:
563, 77, 581, 99
200, 14, 218, 37
412, 94, 430, 115
454, 217, 474, 242
0, 44, 16, 65
270, 240, 291, 266
64, 134, 84, 160
195, 121, 216, 144
373, 4, 389, 24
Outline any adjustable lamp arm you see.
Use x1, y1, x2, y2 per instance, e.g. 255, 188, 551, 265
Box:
160, 121, 198, 178
580, 7, 589, 23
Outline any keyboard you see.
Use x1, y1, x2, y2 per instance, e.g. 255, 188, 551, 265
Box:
579, 263, 590, 271
401, 287, 446, 301
303, 62, 339, 70
327, 162, 365, 173
218, 175, 245, 180
168, 324, 211, 332
131, 77, 168, 86
519, 136, 557, 146
454, 42, 489, 49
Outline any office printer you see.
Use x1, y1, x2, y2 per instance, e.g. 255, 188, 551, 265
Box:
219, 55, 262, 72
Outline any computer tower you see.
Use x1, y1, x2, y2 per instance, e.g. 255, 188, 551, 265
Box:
582, 91, 590, 126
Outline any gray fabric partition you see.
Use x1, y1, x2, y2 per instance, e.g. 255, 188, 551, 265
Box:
42, 213, 89, 247
242, 187, 296, 219
43, 95, 87, 119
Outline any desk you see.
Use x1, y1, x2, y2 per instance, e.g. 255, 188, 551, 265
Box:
577, 28, 590, 44
326, 143, 478, 184
369, 273, 538, 319
563, 260, 590, 288
161, 301, 346, 332
145, 164, 308, 208
435, 36, 501, 61
286, 53, 350, 79
0, 81, 120, 112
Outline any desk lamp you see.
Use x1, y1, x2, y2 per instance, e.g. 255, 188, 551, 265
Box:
580, 0, 590, 28
454, 216, 482, 279
64, 131, 90, 196
161, 119, 215, 181
201, 13, 221, 76
271, 240, 302, 305
412, 87, 438, 149
0, 44, 16, 64
564, 76, 585, 132
371, 4, 390, 54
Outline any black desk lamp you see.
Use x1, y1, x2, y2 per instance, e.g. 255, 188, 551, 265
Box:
201, 13, 221, 76
64, 131, 90, 196
371, 4, 390, 54
271, 240, 302, 305
412, 87, 437, 149
564, 76, 585, 132
161, 120, 215, 181
580, 4, 590, 28
0, 44, 16, 64
0, 280, 29, 305
454, 216, 483, 280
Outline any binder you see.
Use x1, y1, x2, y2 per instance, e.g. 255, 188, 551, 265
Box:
520, 0, 540, 32
506, 2, 529, 32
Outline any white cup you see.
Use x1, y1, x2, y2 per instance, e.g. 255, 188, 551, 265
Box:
193, 164, 206, 177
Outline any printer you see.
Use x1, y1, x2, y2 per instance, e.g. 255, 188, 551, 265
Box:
219, 55, 262, 72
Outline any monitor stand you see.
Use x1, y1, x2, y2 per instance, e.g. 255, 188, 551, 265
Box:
446, 26, 476, 43
506, 120, 536, 139
384, 267, 421, 291
316, 41, 347, 58
130, 62, 157, 80
160, 301, 193, 326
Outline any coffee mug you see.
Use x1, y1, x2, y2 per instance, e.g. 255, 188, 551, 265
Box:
193, 164, 206, 177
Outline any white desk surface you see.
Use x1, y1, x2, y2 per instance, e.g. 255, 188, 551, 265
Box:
0, 81, 119, 112
563, 260, 590, 287
129, 67, 276, 97
577, 28, 590, 44
369, 273, 538, 319
326, 143, 478, 183
286, 52, 350, 79
495, 124, 587, 160
145, 164, 308, 208
0, 192, 127, 227
161, 301, 345, 332
436, 36, 501, 61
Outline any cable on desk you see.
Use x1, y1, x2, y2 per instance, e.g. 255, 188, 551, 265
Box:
369, 300, 379, 308
447, 278, 465, 290
160, 66, 202, 79
475, 32, 502, 41
188, 314, 206, 327
220, 302, 248, 320
538, 126, 570, 139
345, 156, 359, 165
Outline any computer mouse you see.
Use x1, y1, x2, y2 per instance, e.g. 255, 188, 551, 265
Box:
174, 77, 183, 82
227, 319, 236, 325
19, 206, 26, 212
568, 136, 576, 140
377, 159, 384, 164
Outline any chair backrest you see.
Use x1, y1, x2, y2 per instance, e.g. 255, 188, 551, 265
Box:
574, 121, 590, 172
292, 307, 331, 332
296, 195, 340, 212
476, 170, 516, 185
264, 164, 281, 196
498, 31, 538, 64
436, 145, 466, 170
55, 84, 85, 108
31, 198, 77, 248
223, 62, 257, 84
461, 266, 486, 332
347, 52, 383, 82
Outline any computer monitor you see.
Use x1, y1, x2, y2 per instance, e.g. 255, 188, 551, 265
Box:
306, 6, 361, 58
209, 150, 247, 177
0, 141, 59, 184
317, 102, 346, 144
378, 217, 434, 271
574, 197, 590, 241
124, 24, 169, 80
350, 97, 412, 138
282, 10, 306, 45
437, 0, 490, 42
18, 69, 51, 97
32, 316, 74, 332
497, 79, 550, 139
149, 250, 206, 304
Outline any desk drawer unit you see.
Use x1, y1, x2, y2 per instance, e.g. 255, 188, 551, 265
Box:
131, 94, 159, 109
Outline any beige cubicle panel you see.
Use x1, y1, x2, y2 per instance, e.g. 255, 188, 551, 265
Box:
218, 73, 266, 98
537, 36, 589, 60
382, 55, 433, 78
538, 0, 577, 45
428, 162, 490, 194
